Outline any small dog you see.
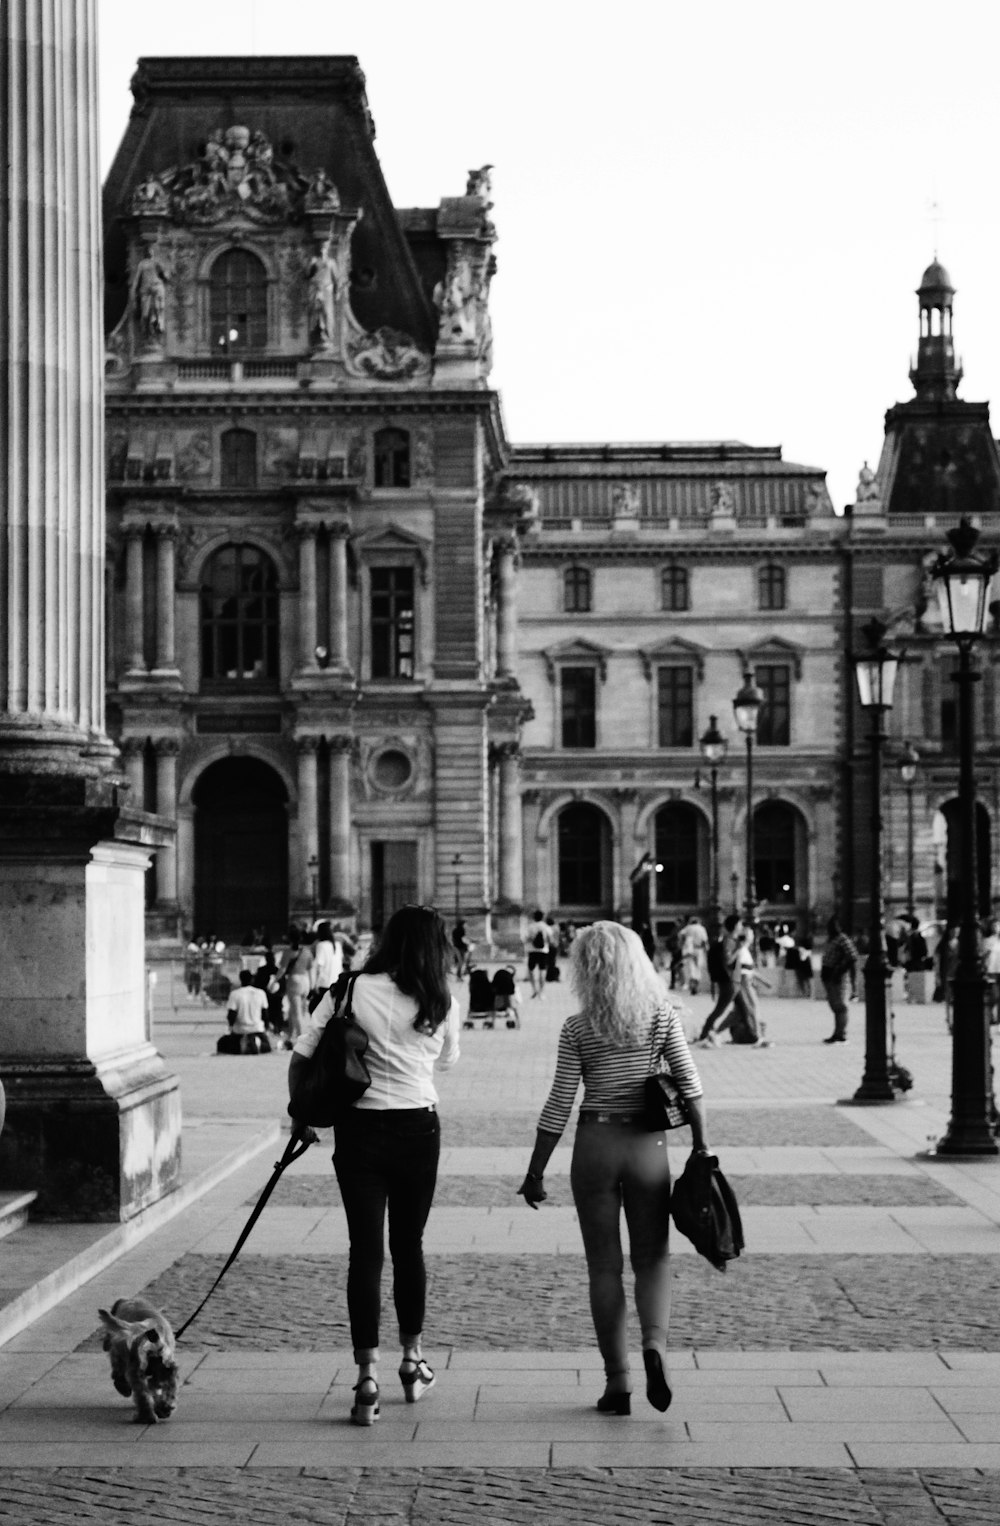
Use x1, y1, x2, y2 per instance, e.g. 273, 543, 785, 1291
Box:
99, 1297, 179, 1423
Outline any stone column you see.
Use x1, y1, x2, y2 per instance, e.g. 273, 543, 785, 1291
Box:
494, 743, 524, 905
296, 736, 320, 901
495, 534, 519, 682
154, 738, 179, 906
296, 525, 318, 669
124, 527, 146, 673
0, 2, 179, 1221
329, 734, 353, 909
153, 523, 178, 672
329, 524, 350, 670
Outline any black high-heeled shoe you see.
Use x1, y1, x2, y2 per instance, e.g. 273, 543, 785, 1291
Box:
350, 1375, 380, 1425
643, 1349, 672, 1412
399, 1358, 435, 1403
596, 1388, 631, 1415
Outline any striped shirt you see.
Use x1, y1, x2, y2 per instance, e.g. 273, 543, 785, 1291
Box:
537, 1002, 703, 1137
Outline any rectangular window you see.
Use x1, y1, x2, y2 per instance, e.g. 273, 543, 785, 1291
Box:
661, 565, 689, 612
657, 666, 694, 747
370, 567, 415, 679
564, 566, 592, 613
759, 565, 786, 611
755, 664, 790, 745
561, 666, 596, 748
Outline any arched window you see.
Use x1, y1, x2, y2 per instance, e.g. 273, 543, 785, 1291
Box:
558, 804, 609, 906
758, 563, 786, 611
563, 565, 592, 613
373, 427, 411, 488
200, 544, 279, 684
209, 249, 267, 353
221, 428, 257, 488
753, 801, 797, 905
661, 564, 689, 612
654, 803, 701, 905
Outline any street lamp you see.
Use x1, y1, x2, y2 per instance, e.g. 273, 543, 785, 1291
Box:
931, 517, 999, 1156
452, 853, 462, 923
733, 671, 764, 932
898, 743, 920, 919
699, 715, 729, 936
853, 617, 903, 1102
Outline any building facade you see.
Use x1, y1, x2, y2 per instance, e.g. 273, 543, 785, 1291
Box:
104, 57, 530, 944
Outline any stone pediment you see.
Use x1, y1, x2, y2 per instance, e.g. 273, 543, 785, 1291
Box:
638, 636, 707, 681
541, 638, 611, 683
739, 636, 804, 680
353, 523, 431, 584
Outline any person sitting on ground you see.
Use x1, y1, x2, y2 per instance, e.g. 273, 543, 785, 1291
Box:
221, 969, 270, 1054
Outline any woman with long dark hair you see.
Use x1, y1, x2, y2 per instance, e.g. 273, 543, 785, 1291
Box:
288, 904, 460, 1425
518, 922, 708, 1416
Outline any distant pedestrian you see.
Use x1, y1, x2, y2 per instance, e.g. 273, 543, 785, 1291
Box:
452, 919, 471, 979
311, 920, 343, 996
220, 969, 270, 1054
518, 922, 709, 1416
545, 915, 561, 983
526, 909, 556, 998
820, 917, 859, 1043
281, 927, 313, 1044
679, 915, 708, 995
696, 914, 740, 1045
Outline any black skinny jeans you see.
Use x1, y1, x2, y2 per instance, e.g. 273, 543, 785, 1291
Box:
333, 1107, 441, 1360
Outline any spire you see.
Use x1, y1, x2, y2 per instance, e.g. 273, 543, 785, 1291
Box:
909, 259, 962, 401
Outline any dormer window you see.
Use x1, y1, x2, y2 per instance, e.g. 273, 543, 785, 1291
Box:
210, 249, 267, 353
374, 427, 411, 488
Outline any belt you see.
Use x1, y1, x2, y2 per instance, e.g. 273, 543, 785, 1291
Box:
578, 1111, 646, 1127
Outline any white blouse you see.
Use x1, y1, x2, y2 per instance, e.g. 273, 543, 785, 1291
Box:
293, 971, 460, 1110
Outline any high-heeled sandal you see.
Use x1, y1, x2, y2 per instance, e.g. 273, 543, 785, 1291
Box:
596, 1388, 631, 1415
399, 1358, 435, 1403
643, 1349, 672, 1412
350, 1375, 380, 1425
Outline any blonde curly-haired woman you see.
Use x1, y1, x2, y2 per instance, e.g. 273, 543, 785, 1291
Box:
518, 921, 709, 1416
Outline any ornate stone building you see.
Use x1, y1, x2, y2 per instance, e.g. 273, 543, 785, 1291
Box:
103, 57, 529, 943
505, 443, 843, 935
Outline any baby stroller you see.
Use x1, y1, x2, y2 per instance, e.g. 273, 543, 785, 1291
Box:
465, 966, 498, 1029
491, 965, 521, 1029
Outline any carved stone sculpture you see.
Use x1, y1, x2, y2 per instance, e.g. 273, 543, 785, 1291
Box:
306, 241, 343, 349
131, 244, 170, 342
856, 461, 880, 502
347, 326, 430, 380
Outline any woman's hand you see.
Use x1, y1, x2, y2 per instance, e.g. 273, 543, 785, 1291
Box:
517, 1173, 547, 1209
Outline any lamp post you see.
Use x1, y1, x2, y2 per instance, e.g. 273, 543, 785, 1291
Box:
699, 715, 728, 936
452, 854, 462, 923
931, 517, 999, 1155
853, 617, 902, 1102
733, 671, 764, 933
899, 743, 920, 919
308, 853, 319, 926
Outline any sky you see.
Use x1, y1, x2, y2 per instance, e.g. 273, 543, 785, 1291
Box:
98, 0, 1000, 512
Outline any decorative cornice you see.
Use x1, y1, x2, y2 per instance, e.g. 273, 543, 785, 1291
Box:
638, 636, 707, 681
540, 638, 611, 683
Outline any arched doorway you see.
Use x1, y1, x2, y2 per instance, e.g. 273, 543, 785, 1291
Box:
557, 803, 612, 912
939, 799, 991, 920
193, 757, 289, 942
654, 803, 704, 910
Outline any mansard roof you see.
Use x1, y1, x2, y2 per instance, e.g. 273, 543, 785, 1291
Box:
102, 55, 438, 345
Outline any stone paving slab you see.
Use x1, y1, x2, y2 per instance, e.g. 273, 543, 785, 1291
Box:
440, 1107, 880, 1148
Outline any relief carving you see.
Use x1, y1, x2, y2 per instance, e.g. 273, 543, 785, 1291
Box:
176, 432, 213, 482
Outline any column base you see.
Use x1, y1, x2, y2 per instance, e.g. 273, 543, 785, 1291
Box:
0, 1049, 181, 1221
934, 1124, 1000, 1157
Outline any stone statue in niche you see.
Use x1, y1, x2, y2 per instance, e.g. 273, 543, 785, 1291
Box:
131, 243, 170, 341
433, 256, 474, 342
413, 429, 435, 481
466, 165, 493, 201
347, 432, 368, 479
856, 461, 880, 502
175, 432, 213, 481
306, 240, 343, 348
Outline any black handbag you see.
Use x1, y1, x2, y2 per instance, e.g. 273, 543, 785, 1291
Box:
288, 973, 370, 1128
643, 1018, 690, 1130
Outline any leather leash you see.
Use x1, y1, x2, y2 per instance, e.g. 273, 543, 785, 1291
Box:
174, 1127, 313, 1340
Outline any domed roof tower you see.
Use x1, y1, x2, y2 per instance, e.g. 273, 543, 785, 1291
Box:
909, 258, 962, 401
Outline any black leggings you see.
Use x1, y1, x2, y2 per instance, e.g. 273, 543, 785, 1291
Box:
333, 1108, 440, 1359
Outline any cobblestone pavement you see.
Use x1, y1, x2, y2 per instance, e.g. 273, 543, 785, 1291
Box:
2, 1466, 1000, 1524
76, 1251, 1000, 1353
254, 1172, 962, 1209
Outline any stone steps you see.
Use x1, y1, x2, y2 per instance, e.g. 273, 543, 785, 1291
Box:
0, 1191, 36, 1241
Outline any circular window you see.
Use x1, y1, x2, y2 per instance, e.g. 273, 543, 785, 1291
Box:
371, 748, 413, 791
